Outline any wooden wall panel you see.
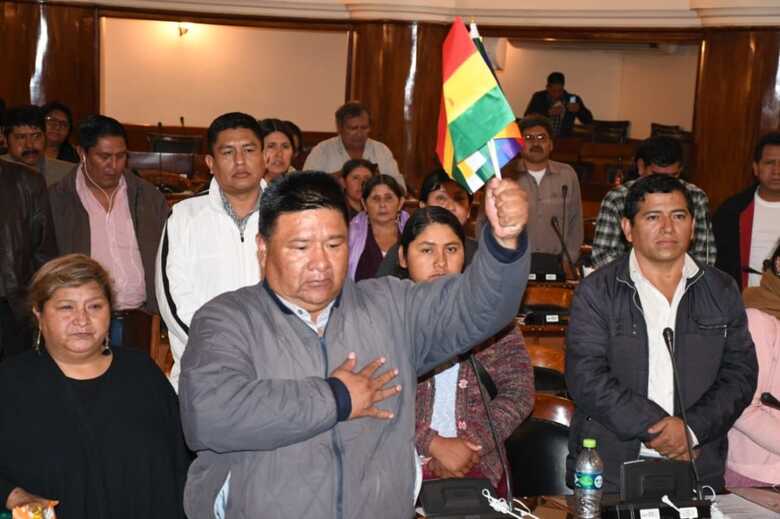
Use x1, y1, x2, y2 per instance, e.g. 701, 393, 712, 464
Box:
2, 0, 779, 213
347, 21, 448, 195
0, 1, 98, 132
692, 29, 780, 210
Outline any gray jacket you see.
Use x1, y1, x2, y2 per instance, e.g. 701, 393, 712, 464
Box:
179, 229, 530, 519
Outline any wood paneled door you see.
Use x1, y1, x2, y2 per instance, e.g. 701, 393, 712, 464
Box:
0, 1, 98, 130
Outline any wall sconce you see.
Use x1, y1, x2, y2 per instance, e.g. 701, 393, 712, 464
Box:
178, 22, 190, 37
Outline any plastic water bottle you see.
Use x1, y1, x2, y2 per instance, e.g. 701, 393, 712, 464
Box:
574, 438, 604, 519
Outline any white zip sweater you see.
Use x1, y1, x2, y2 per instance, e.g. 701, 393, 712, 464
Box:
155, 177, 262, 390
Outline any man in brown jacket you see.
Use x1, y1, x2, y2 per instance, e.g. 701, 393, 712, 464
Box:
49, 115, 168, 347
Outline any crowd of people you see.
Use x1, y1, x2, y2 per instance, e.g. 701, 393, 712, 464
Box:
0, 90, 778, 518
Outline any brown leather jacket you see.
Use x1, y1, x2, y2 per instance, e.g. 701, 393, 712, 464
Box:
49, 169, 169, 313
0, 159, 58, 318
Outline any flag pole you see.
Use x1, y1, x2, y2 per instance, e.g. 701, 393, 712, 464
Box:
487, 139, 502, 180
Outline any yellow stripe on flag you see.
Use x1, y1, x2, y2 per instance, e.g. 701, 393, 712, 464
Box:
443, 52, 497, 123
442, 127, 455, 177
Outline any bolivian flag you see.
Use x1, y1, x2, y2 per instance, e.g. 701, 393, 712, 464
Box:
436, 18, 523, 193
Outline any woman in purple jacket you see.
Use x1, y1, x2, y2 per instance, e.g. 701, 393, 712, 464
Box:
397, 206, 534, 496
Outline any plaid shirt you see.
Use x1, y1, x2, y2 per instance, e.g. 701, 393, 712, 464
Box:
591, 179, 717, 268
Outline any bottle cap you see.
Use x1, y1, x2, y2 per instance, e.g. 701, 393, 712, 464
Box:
583, 438, 596, 449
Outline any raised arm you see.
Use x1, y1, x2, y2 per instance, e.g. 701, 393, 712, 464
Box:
407, 178, 532, 375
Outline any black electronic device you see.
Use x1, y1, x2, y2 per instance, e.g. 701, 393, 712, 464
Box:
522, 306, 569, 326
603, 458, 711, 518
601, 494, 712, 519
419, 478, 504, 519
528, 252, 565, 282
620, 458, 694, 502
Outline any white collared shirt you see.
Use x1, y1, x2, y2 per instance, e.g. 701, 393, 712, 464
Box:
276, 295, 335, 336
629, 250, 700, 458
302, 135, 406, 190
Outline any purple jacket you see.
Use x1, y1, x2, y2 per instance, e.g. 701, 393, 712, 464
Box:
348, 210, 409, 280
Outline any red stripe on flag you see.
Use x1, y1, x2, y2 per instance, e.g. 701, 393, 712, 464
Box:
436, 95, 447, 165
441, 17, 476, 83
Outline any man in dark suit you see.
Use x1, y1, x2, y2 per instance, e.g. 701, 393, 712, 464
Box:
524, 71, 593, 138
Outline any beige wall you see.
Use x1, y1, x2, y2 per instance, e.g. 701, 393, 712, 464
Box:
100, 18, 348, 130
496, 42, 699, 139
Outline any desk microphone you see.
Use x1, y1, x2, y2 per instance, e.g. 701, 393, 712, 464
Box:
761, 392, 780, 410
662, 327, 703, 500
551, 216, 579, 280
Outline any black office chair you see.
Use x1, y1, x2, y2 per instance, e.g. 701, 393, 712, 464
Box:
147, 133, 203, 154
592, 120, 630, 144
506, 395, 574, 497
533, 366, 567, 395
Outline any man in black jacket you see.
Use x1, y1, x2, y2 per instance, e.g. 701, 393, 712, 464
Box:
566, 174, 757, 493
524, 72, 593, 138
713, 131, 780, 289
0, 159, 58, 359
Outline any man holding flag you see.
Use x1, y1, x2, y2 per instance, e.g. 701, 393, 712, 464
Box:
178, 17, 530, 519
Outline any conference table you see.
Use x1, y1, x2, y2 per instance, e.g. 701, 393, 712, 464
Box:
417, 488, 780, 518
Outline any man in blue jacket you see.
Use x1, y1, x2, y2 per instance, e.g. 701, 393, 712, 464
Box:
566, 174, 757, 493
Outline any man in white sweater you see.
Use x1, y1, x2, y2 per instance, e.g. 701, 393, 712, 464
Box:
156, 112, 266, 390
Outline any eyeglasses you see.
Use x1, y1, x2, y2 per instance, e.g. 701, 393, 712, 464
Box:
45, 116, 69, 130
523, 134, 548, 142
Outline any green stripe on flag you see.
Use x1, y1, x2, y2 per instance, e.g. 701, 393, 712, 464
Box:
448, 86, 515, 163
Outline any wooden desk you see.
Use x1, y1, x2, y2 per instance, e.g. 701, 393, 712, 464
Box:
526, 495, 571, 518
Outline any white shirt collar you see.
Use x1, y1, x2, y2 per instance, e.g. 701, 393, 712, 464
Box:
275, 294, 335, 336
629, 249, 699, 286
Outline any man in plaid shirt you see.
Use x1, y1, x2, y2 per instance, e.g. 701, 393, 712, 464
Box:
592, 136, 716, 268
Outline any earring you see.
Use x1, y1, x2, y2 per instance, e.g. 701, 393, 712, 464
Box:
102, 335, 112, 356
33, 329, 42, 355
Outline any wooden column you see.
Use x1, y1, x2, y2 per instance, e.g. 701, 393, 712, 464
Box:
347, 21, 448, 195
0, 1, 98, 131
692, 28, 780, 210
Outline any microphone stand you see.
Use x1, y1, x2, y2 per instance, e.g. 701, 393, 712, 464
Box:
561, 184, 568, 261
551, 217, 579, 281
662, 328, 703, 500
468, 355, 514, 512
